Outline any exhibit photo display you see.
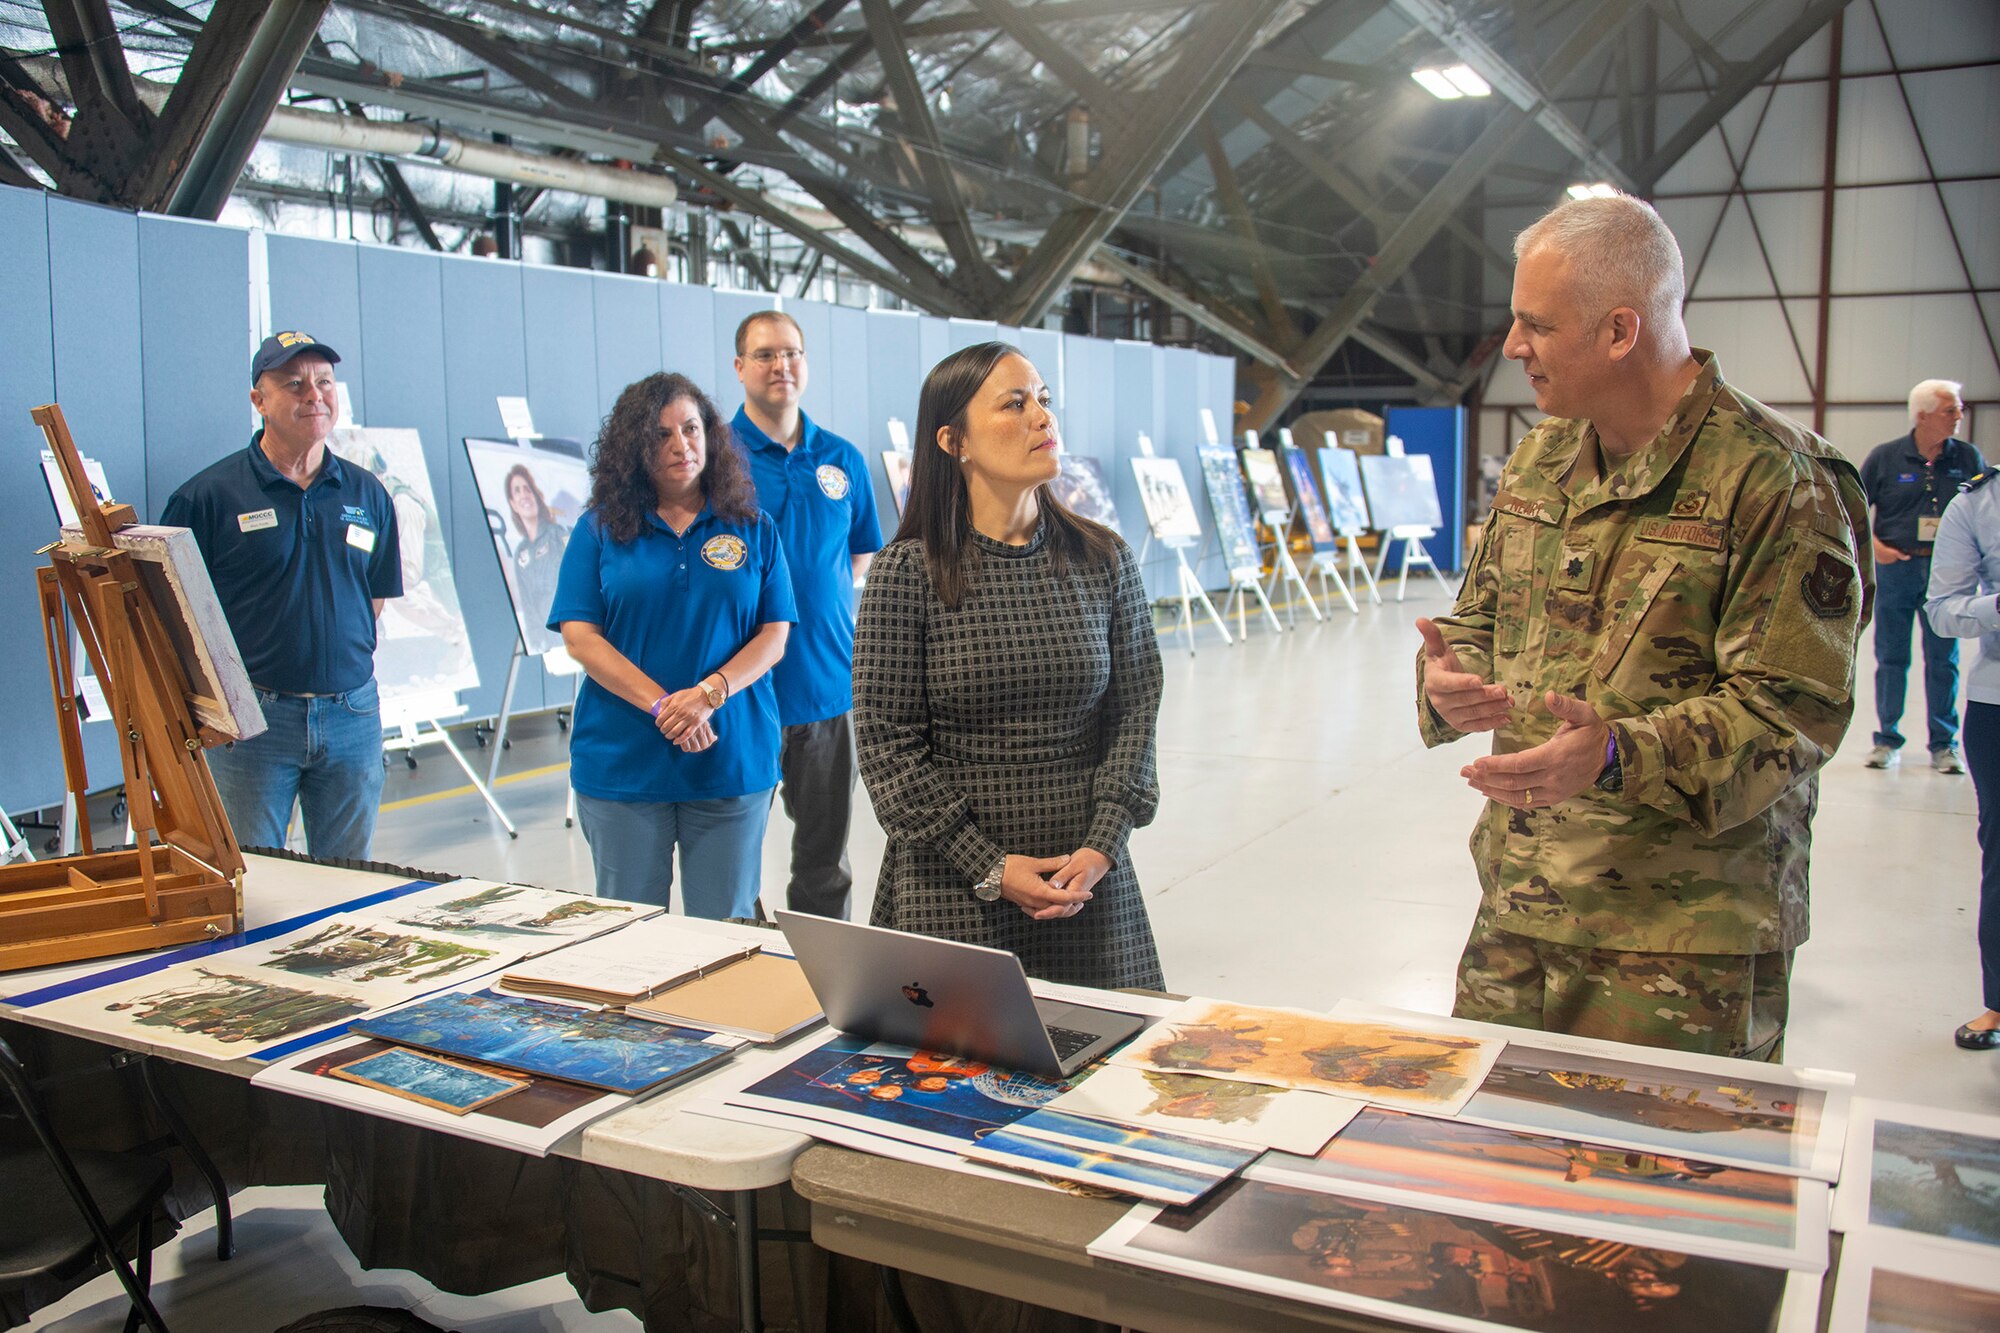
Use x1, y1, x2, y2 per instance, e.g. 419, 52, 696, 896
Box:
464, 438, 591, 657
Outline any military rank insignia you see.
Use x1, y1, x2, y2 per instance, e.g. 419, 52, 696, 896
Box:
701, 534, 749, 571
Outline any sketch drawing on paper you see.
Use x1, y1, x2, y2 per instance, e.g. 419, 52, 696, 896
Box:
103, 968, 371, 1047
256, 920, 499, 988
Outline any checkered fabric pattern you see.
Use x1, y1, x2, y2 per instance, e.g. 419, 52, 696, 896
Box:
854, 528, 1166, 989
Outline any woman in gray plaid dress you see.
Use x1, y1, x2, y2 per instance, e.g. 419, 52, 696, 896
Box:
853, 342, 1166, 989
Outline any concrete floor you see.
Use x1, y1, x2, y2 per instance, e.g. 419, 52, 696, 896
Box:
29, 578, 1999, 1329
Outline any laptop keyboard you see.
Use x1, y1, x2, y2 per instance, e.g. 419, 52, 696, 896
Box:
1044, 1024, 1101, 1061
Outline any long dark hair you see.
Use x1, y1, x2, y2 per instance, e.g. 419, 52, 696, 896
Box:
589, 372, 758, 543
504, 463, 554, 539
894, 341, 1118, 606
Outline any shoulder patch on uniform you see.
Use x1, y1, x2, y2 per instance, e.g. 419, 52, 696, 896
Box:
1800, 550, 1855, 619
1963, 471, 1993, 493
1635, 516, 1726, 550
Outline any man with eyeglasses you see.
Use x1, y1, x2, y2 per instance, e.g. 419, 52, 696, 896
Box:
731, 310, 883, 919
161, 332, 403, 857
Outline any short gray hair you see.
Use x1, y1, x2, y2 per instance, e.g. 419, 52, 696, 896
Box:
1908, 378, 1963, 426
1514, 193, 1686, 331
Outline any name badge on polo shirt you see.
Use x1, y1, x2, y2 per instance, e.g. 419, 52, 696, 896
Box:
346, 522, 376, 553
1919, 515, 1941, 542
238, 508, 277, 533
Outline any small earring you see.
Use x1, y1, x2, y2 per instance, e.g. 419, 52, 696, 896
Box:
958, 454, 969, 464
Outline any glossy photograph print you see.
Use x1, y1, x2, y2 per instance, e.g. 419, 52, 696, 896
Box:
1113, 999, 1503, 1115
1092, 1176, 1809, 1333
1258, 1108, 1823, 1270
1862, 1116, 2000, 1247
330, 1046, 527, 1114
1050, 455, 1122, 533
960, 1107, 1256, 1205
1454, 1046, 1833, 1178
1047, 1062, 1356, 1155
729, 1032, 1077, 1154
1825, 1233, 2000, 1333
352, 989, 731, 1094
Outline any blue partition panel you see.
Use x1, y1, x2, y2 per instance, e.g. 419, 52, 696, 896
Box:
918, 316, 950, 374
711, 291, 774, 403
0, 189, 63, 815
946, 318, 998, 352
590, 270, 663, 424
141, 217, 251, 519
522, 265, 600, 445
659, 283, 715, 390
821, 304, 872, 451
267, 235, 365, 431
1385, 405, 1466, 573
1018, 328, 1064, 410
784, 297, 833, 431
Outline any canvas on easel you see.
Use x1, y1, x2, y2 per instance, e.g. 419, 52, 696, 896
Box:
1, 403, 249, 972
1199, 445, 1283, 636
1049, 455, 1121, 534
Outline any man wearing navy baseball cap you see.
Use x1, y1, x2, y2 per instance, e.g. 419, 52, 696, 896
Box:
162, 332, 403, 857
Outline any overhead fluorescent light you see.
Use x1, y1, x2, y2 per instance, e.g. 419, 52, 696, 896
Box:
1412, 64, 1490, 100
1566, 182, 1620, 200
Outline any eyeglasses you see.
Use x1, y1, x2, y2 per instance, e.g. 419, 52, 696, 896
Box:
747, 348, 804, 366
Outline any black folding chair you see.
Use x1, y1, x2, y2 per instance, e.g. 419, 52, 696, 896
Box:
0, 1033, 172, 1333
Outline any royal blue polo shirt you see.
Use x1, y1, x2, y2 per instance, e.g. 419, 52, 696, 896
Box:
160, 431, 402, 694
549, 506, 797, 803
732, 407, 883, 727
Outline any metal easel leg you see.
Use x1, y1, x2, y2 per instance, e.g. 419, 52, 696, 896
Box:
426, 718, 518, 838
1347, 538, 1382, 604
486, 646, 524, 787
1244, 576, 1284, 634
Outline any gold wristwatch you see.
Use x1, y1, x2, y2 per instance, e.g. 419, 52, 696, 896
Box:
698, 676, 725, 709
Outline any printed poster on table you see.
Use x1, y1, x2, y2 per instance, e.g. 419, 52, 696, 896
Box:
1256, 1107, 1828, 1272
1089, 1173, 1819, 1333
367, 880, 653, 944
959, 1107, 1256, 1205
1111, 998, 1503, 1115
1830, 1099, 2000, 1253
1047, 1062, 1358, 1156
1825, 1230, 2000, 1333
325, 427, 478, 706
464, 437, 590, 656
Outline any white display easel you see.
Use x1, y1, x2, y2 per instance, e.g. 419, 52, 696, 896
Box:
1132, 433, 1232, 655
0, 807, 31, 864
1373, 526, 1456, 601
1246, 429, 1320, 625
383, 688, 518, 838
1197, 413, 1281, 637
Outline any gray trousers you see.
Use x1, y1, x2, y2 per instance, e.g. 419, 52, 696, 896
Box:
779, 712, 858, 919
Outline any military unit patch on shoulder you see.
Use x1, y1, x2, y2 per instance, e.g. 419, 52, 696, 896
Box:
815, 464, 850, 500
1800, 550, 1855, 620
701, 534, 748, 571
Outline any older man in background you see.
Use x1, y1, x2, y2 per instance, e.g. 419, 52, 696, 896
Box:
1417, 194, 1871, 1060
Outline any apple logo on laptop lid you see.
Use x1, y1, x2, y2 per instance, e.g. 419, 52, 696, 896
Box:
901, 982, 934, 1008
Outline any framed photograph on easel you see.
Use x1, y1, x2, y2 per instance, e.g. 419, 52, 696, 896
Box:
1050, 455, 1121, 534
464, 437, 590, 657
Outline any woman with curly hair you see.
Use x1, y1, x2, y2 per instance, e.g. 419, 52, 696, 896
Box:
853, 342, 1166, 988
549, 372, 795, 916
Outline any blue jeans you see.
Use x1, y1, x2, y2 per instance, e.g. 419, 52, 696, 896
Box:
208, 681, 386, 859
1873, 556, 1959, 752
576, 789, 773, 919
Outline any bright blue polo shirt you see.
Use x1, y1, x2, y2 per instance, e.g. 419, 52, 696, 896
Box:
732, 407, 883, 727
549, 506, 797, 803
161, 432, 402, 694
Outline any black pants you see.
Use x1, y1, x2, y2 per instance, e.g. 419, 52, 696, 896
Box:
1963, 701, 2000, 1011
779, 712, 858, 919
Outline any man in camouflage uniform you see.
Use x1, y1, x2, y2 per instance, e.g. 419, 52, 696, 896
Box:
1416, 193, 1871, 1060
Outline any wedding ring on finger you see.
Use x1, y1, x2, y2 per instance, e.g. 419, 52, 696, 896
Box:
1525, 788, 1534, 805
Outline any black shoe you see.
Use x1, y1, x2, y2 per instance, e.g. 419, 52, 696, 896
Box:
1954, 1023, 2000, 1050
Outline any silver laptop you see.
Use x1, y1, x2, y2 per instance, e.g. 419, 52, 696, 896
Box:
775, 911, 1147, 1078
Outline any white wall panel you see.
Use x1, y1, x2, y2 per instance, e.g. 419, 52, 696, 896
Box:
1832, 185, 1977, 292
1684, 300, 1815, 404
1827, 295, 2000, 402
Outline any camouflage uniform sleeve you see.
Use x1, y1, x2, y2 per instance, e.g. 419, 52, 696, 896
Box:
1613, 464, 1869, 836
1416, 514, 1501, 747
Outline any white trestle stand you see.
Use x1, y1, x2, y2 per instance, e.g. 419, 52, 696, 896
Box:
1339, 534, 1383, 606
1143, 531, 1233, 654
382, 687, 518, 838
1372, 525, 1456, 601
1305, 547, 1360, 615
1219, 558, 1284, 637
1243, 429, 1320, 626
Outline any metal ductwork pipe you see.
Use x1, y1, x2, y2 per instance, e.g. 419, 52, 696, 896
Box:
262, 104, 677, 209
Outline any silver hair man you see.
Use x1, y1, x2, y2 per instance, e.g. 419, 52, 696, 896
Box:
1908, 378, 1964, 427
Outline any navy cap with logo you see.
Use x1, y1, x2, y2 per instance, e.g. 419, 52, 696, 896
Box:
251, 330, 342, 384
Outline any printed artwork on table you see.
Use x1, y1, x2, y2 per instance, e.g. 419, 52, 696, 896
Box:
1113, 999, 1503, 1115
728, 1032, 1077, 1154
373, 881, 647, 942
295, 1038, 603, 1130
352, 989, 732, 1095
1826, 1233, 2000, 1333
1049, 455, 1121, 534
44, 966, 375, 1059
1863, 1117, 2000, 1247
1455, 1046, 1832, 1178
245, 918, 501, 989
330, 1046, 527, 1115
1091, 1176, 1805, 1333
960, 1107, 1256, 1206
1048, 1063, 1357, 1156
1257, 1107, 1823, 1270
1317, 446, 1372, 536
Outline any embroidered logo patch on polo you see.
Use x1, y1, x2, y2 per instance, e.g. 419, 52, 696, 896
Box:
701, 534, 748, 570
816, 464, 850, 500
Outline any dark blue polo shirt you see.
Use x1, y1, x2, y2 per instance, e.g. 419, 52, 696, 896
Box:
732, 407, 883, 727
1861, 434, 1985, 553
160, 432, 402, 694
549, 506, 797, 803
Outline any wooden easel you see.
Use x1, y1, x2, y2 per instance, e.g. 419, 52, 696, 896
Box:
0, 404, 243, 971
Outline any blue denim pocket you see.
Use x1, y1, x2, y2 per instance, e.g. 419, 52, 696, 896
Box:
339, 678, 380, 716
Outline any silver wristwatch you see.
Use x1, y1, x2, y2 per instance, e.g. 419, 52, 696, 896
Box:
971, 855, 1006, 902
